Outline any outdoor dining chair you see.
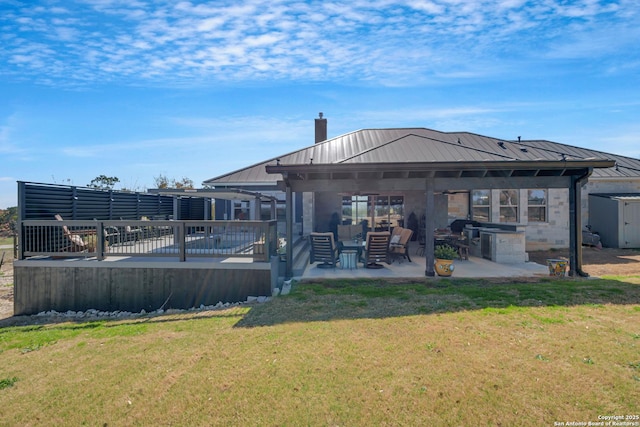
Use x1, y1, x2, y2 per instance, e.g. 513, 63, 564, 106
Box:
309, 232, 340, 268
363, 231, 390, 268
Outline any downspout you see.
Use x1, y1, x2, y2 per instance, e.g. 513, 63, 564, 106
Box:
569, 167, 593, 277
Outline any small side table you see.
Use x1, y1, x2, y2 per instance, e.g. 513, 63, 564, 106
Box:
340, 250, 358, 269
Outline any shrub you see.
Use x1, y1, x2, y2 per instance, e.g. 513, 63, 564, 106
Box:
434, 244, 458, 260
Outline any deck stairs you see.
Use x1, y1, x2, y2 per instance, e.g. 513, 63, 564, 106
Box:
290, 235, 310, 277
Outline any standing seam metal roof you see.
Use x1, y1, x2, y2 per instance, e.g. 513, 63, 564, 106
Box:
202, 128, 637, 186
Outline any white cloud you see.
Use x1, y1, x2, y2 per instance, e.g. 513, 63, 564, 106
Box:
0, 0, 638, 87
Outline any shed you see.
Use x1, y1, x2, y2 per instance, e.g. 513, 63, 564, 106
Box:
589, 193, 640, 248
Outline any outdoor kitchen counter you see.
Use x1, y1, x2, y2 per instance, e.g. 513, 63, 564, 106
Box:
465, 225, 527, 264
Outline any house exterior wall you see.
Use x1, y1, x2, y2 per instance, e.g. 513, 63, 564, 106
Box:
524, 188, 571, 251
299, 177, 640, 250
302, 192, 314, 236
314, 191, 342, 232
445, 188, 572, 251
447, 193, 469, 222
404, 191, 449, 229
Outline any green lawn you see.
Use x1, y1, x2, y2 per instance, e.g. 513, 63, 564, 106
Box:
1, 277, 639, 426
0, 237, 13, 246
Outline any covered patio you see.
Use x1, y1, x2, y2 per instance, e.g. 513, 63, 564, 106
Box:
301, 252, 550, 280
264, 129, 615, 278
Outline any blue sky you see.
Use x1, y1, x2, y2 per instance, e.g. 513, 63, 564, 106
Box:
1, 0, 639, 209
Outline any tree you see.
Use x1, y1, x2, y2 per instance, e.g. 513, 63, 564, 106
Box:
174, 177, 194, 189
0, 206, 17, 234
154, 175, 194, 189
87, 175, 120, 190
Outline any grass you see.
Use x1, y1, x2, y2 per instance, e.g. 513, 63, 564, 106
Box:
0, 237, 13, 246
0, 277, 639, 425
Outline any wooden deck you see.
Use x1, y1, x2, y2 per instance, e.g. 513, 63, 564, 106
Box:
14, 220, 280, 315
14, 256, 278, 315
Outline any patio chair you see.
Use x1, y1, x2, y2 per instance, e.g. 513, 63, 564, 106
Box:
363, 231, 390, 269
120, 217, 143, 242
388, 226, 403, 249
309, 232, 340, 268
388, 228, 413, 263
55, 214, 93, 252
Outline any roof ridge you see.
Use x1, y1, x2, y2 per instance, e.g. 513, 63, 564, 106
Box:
338, 131, 518, 163
336, 131, 413, 163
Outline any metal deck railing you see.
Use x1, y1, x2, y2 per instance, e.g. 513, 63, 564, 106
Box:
19, 220, 278, 262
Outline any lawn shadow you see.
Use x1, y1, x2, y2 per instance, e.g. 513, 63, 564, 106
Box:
530, 247, 640, 267
2, 277, 639, 330
234, 276, 640, 328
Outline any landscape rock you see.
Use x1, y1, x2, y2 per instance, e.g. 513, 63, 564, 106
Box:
11, 295, 272, 322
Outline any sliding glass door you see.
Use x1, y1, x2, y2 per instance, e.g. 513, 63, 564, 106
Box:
341, 195, 404, 230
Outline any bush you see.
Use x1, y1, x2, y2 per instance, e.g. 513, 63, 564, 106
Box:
434, 244, 458, 260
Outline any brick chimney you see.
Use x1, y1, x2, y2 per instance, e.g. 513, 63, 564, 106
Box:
314, 112, 327, 143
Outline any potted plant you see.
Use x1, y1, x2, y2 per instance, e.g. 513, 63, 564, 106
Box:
434, 244, 458, 277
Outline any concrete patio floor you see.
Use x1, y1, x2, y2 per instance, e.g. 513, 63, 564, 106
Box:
299, 252, 551, 280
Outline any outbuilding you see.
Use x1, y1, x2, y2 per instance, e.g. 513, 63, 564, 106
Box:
588, 193, 640, 248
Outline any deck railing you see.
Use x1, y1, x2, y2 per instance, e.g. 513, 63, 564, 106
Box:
19, 220, 279, 262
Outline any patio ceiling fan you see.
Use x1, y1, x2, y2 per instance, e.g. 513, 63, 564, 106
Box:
436, 190, 469, 195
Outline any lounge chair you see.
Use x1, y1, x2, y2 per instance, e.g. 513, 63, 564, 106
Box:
120, 217, 143, 242
309, 232, 340, 268
388, 227, 413, 263
363, 231, 390, 268
55, 214, 95, 252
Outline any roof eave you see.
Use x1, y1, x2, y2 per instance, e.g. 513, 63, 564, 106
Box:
265, 159, 616, 175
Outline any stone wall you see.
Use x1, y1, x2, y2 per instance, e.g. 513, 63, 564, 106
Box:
489, 229, 527, 264
524, 188, 570, 251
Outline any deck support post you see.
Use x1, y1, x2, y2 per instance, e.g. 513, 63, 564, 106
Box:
425, 178, 435, 277
285, 174, 293, 279
569, 168, 592, 277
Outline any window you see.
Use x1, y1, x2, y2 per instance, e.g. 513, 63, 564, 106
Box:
342, 195, 369, 225
471, 190, 490, 221
528, 189, 547, 222
342, 195, 404, 229
499, 190, 519, 222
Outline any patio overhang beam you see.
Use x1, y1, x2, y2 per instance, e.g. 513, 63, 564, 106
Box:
275, 175, 575, 193
265, 159, 615, 178
267, 160, 614, 193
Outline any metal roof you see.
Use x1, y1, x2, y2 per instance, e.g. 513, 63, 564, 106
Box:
589, 193, 640, 201
203, 128, 634, 186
